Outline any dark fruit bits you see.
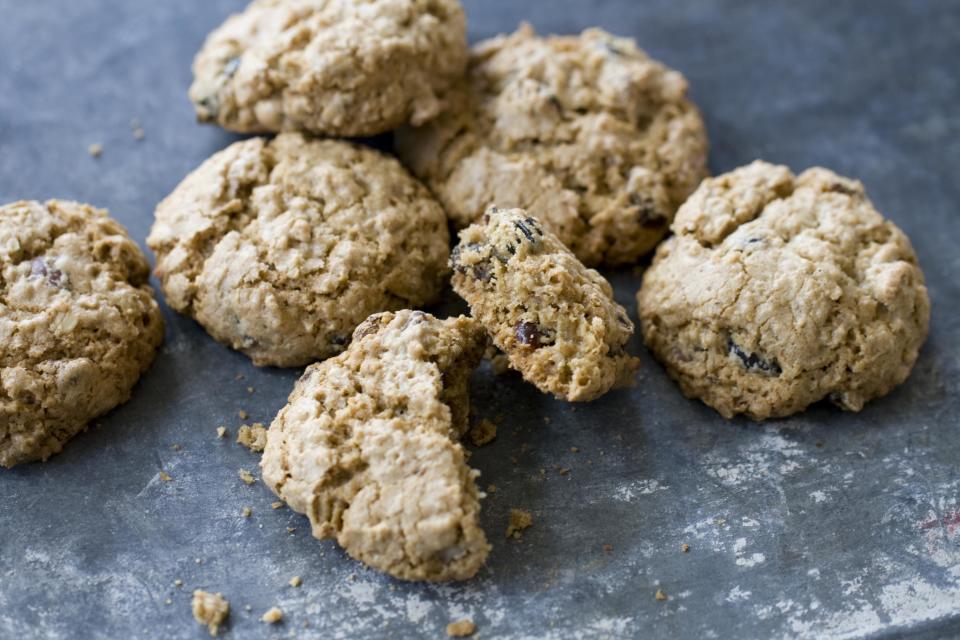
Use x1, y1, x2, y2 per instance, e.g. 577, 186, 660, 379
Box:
515, 321, 544, 348
727, 337, 782, 376
30, 257, 65, 288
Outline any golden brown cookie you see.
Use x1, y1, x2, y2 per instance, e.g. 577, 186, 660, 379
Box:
147, 133, 450, 367
396, 24, 709, 266
190, 0, 468, 136
261, 310, 490, 581
638, 161, 930, 419
0, 200, 164, 467
451, 208, 639, 402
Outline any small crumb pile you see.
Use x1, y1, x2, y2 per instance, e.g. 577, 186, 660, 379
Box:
261, 606, 283, 624
237, 423, 268, 452
446, 618, 477, 637
238, 469, 256, 485
506, 509, 533, 539
469, 419, 497, 447
289, 576, 302, 588
191, 590, 229, 637
216, 426, 227, 438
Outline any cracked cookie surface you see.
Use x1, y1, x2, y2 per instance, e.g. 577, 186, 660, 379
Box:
451, 208, 639, 402
261, 310, 490, 581
0, 200, 164, 467
637, 161, 930, 419
190, 0, 468, 136
396, 24, 709, 266
147, 133, 449, 367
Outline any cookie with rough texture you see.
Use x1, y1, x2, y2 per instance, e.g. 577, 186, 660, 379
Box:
0, 200, 164, 468
261, 310, 490, 581
147, 133, 449, 367
396, 24, 709, 266
451, 208, 639, 402
190, 0, 468, 136
638, 161, 930, 420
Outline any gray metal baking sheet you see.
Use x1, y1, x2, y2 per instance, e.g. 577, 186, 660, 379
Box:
1, 1, 958, 638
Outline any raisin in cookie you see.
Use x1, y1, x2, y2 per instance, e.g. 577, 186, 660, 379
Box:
638, 161, 930, 420
396, 24, 709, 266
147, 133, 449, 367
451, 208, 639, 402
261, 310, 490, 581
0, 200, 164, 468
190, 0, 467, 136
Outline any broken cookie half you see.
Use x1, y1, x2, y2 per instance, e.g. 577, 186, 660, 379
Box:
451, 207, 640, 401
261, 310, 491, 581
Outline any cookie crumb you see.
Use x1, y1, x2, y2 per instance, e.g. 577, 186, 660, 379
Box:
486, 484, 497, 494
241, 507, 252, 518
234, 373, 245, 381
491, 354, 510, 375
238, 410, 249, 420
261, 607, 283, 624
246, 386, 255, 394
289, 576, 302, 588
172, 443, 183, 452
506, 509, 533, 539
543, 416, 551, 425
557, 467, 570, 476
446, 619, 477, 637
191, 590, 229, 637
216, 426, 227, 438
469, 419, 497, 447
602, 544, 613, 553
174, 579, 183, 588
681, 543, 690, 553
655, 588, 668, 601
88, 143, 103, 158
164, 598, 172, 605
238, 468, 256, 485
236, 423, 268, 452
271, 501, 284, 510
286, 527, 296, 534
570, 446, 579, 453
159, 471, 172, 482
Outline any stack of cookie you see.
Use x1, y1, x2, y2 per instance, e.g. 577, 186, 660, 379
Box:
0, 0, 930, 587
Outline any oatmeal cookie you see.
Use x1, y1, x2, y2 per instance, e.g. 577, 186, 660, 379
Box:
190, 0, 468, 136
260, 310, 490, 581
396, 24, 709, 266
451, 208, 639, 402
637, 161, 930, 419
147, 133, 449, 367
0, 200, 164, 467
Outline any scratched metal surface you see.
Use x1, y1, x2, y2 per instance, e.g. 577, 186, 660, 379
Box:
1, 1, 958, 638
